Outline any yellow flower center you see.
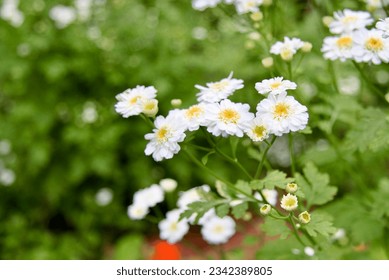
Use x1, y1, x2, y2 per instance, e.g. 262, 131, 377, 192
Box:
218, 108, 240, 124
280, 47, 294, 61
253, 125, 267, 138
365, 37, 384, 52
169, 222, 178, 231
210, 80, 229, 91
129, 96, 140, 105
341, 15, 357, 24
212, 225, 224, 234
185, 105, 203, 119
301, 212, 310, 221
273, 103, 290, 119
284, 197, 296, 208
156, 126, 170, 143
336, 36, 353, 49
270, 81, 282, 90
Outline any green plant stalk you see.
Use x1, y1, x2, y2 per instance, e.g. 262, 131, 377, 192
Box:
140, 113, 155, 129
254, 136, 276, 179
287, 61, 293, 81
289, 213, 307, 247
288, 133, 296, 176
328, 60, 340, 94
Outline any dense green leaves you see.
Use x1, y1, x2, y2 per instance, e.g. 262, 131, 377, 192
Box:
303, 212, 337, 238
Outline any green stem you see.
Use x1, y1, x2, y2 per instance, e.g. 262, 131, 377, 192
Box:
287, 61, 293, 81
288, 133, 296, 177
140, 113, 155, 129
328, 60, 340, 94
289, 214, 307, 247
215, 147, 253, 180
254, 136, 276, 179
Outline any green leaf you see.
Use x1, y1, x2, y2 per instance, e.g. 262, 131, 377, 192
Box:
113, 234, 144, 260
303, 212, 337, 238
251, 170, 294, 190
234, 180, 252, 196
295, 162, 337, 207
180, 200, 224, 224
216, 204, 230, 218
261, 218, 290, 239
231, 201, 248, 219
215, 180, 232, 199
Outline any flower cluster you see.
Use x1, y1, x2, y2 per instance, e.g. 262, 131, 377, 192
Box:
270, 37, 309, 61
192, 0, 265, 15
321, 9, 389, 64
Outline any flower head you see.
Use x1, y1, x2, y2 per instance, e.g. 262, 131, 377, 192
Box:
280, 193, 298, 211
260, 204, 271, 215
133, 184, 164, 208
245, 117, 270, 142
329, 9, 373, 34
192, 0, 222, 11
256, 92, 309, 136
353, 28, 389, 64
127, 204, 149, 220
159, 209, 190, 244
160, 178, 178, 192
196, 72, 244, 103
298, 211, 311, 224
115, 85, 157, 118
204, 99, 254, 137
321, 34, 363, 62
376, 18, 389, 38
234, 0, 263, 15
286, 183, 298, 193
201, 216, 236, 245
270, 37, 304, 61
182, 104, 207, 131
255, 77, 297, 95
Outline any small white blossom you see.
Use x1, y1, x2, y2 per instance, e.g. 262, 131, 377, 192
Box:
245, 117, 270, 142
280, 193, 298, 211
376, 18, 389, 38
353, 28, 389, 64
204, 99, 254, 137
133, 184, 164, 208
183, 104, 207, 131
159, 209, 190, 243
192, 0, 222, 11
0, 0, 24, 27
234, 0, 263, 15
201, 216, 236, 244
95, 188, 113, 206
270, 37, 305, 61
255, 77, 297, 95
177, 185, 210, 209
304, 246, 315, 257
256, 92, 308, 136
49, 5, 77, 29
127, 204, 149, 220
0, 168, 15, 186
321, 34, 363, 62
298, 211, 311, 224
115, 85, 157, 118
144, 112, 187, 161
160, 178, 178, 192
196, 72, 244, 103
329, 9, 373, 34
75, 0, 93, 21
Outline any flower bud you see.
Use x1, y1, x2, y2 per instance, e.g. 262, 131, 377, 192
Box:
301, 42, 313, 53
322, 16, 333, 27
159, 178, 178, 192
142, 99, 158, 117
286, 183, 298, 193
261, 57, 274, 68
298, 211, 311, 224
260, 204, 271, 215
250, 11, 263, 21
171, 99, 182, 107
280, 48, 294, 61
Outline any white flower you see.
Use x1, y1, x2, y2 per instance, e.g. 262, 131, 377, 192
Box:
0, 0, 24, 27
254, 189, 278, 206
376, 18, 389, 39
321, 34, 363, 62
234, 0, 263, 15
115, 85, 157, 118
353, 28, 389, 64
0, 168, 15, 186
160, 178, 178, 192
270, 37, 305, 61
49, 5, 77, 29
144, 112, 187, 161
256, 92, 308, 136
298, 211, 311, 224
365, 0, 389, 9
183, 104, 207, 131
177, 185, 210, 209
192, 0, 222, 11
141, 98, 159, 117
159, 209, 190, 243
133, 184, 164, 208
196, 72, 244, 103
198, 208, 217, 225
255, 77, 297, 95
201, 216, 236, 245
95, 188, 113, 206
75, 0, 93, 21
245, 117, 270, 142
280, 193, 298, 211
304, 246, 315, 257
204, 99, 254, 137
329, 9, 373, 34
127, 204, 149, 220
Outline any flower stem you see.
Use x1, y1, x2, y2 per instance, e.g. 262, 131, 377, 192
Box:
288, 133, 296, 176
254, 136, 276, 179
289, 214, 307, 247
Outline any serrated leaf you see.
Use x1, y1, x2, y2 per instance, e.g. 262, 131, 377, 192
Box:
234, 180, 252, 196
296, 162, 337, 207
261, 218, 290, 239
215, 180, 232, 199
180, 200, 222, 224
252, 170, 293, 190
303, 212, 336, 238
231, 201, 248, 219
216, 204, 230, 218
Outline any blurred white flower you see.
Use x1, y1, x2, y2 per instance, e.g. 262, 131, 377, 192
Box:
192, 0, 222, 11
177, 185, 210, 209
376, 18, 389, 38
329, 9, 373, 34
196, 72, 244, 103
127, 204, 149, 220
0, 0, 24, 27
254, 189, 278, 206
255, 77, 297, 96
159, 209, 190, 243
353, 28, 389, 64
0, 140, 11, 155
270, 37, 304, 61
95, 188, 113, 206
159, 178, 178, 192
304, 246, 315, 257
81, 102, 98, 123
339, 76, 361, 95
321, 34, 362, 62
201, 216, 236, 245
0, 168, 15, 186
204, 99, 254, 137
75, 0, 93, 21
49, 5, 77, 29
256, 92, 309, 136
133, 184, 164, 208
115, 85, 157, 118
234, 0, 263, 15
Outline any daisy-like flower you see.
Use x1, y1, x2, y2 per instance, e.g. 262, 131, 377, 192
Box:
353, 28, 389, 64
245, 116, 270, 142
280, 193, 298, 211
270, 37, 305, 61
255, 77, 297, 95
204, 99, 254, 137
376, 18, 389, 38
159, 209, 190, 244
321, 34, 362, 62
195, 72, 244, 103
254, 189, 278, 206
115, 85, 157, 118
144, 112, 187, 161
201, 216, 236, 245
329, 9, 373, 34
140, 98, 158, 117
256, 92, 309, 136
183, 103, 207, 131
192, 0, 222, 11
133, 184, 164, 208
127, 203, 149, 220
234, 0, 263, 15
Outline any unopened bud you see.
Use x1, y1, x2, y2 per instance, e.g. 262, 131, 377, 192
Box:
142, 99, 158, 117
286, 183, 298, 194
261, 57, 274, 68
301, 42, 313, 52
250, 11, 263, 21
298, 211, 311, 224
260, 204, 271, 215
171, 99, 182, 107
